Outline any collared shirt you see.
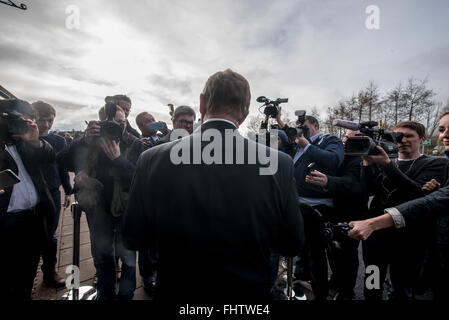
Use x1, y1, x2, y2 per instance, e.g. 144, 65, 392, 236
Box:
384, 208, 406, 228
6, 145, 39, 213
293, 132, 323, 164
203, 118, 238, 129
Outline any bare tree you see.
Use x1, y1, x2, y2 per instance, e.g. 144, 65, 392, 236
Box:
403, 77, 435, 121
246, 114, 265, 135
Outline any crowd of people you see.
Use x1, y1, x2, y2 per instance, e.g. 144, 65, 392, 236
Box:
0, 69, 448, 301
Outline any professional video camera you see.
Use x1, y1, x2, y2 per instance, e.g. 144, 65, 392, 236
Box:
0, 100, 32, 141
285, 110, 310, 141
257, 96, 288, 119
97, 98, 124, 142
333, 119, 404, 158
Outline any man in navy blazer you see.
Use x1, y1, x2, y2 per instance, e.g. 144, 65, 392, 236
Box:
32, 101, 73, 288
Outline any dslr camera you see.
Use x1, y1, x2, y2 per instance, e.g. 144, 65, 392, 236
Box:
285, 110, 310, 142
97, 97, 125, 142
0, 100, 32, 141
333, 120, 404, 158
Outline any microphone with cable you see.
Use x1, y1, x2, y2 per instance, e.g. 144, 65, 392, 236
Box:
332, 119, 361, 131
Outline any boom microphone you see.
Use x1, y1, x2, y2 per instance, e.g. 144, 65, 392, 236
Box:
332, 119, 361, 131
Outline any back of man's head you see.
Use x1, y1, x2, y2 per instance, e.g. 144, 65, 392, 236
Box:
201, 69, 251, 123
394, 121, 425, 138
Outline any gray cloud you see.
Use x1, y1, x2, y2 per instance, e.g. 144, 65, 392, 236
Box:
1, 0, 448, 131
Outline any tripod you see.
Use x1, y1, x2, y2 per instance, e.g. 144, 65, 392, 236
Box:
60, 202, 97, 300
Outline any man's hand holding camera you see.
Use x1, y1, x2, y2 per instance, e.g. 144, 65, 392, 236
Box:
85, 120, 121, 160
99, 137, 121, 160
13, 118, 40, 148
306, 170, 329, 188
362, 145, 391, 166
296, 135, 310, 148
85, 121, 101, 145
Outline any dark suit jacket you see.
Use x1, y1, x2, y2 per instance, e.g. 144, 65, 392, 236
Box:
293, 134, 344, 199
1, 139, 56, 215
122, 120, 304, 301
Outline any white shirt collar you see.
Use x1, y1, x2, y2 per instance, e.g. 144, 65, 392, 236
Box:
203, 118, 238, 128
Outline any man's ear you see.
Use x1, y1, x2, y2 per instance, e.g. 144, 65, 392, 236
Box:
238, 110, 249, 126
200, 94, 207, 119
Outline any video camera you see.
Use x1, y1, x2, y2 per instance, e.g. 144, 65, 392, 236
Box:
0, 100, 32, 141
285, 110, 310, 141
257, 96, 288, 119
333, 119, 404, 158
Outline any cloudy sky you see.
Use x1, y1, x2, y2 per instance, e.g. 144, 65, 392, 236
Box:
1, 0, 448, 132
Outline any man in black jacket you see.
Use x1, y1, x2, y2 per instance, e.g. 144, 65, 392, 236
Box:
306, 130, 368, 299
0, 99, 56, 300
349, 112, 449, 300
275, 108, 345, 300
32, 101, 73, 288
358, 121, 448, 300
57, 104, 137, 300
122, 69, 304, 301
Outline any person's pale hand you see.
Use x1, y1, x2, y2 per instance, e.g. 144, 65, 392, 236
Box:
305, 170, 329, 187
12, 118, 40, 148
64, 194, 73, 209
348, 220, 375, 240
362, 146, 391, 166
85, 121, 101, 145
296, 135, 310, 148
159, 122, 169, 135
99, 137, 121, 160
422, 179, 440, 192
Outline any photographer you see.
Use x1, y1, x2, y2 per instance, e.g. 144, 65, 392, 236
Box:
359, 121, 449, 300
305, 129, 368, 300
0, 99, 56, 300
31, 101, 73, 288
349, 112, 449, 300
276, 107, 344, 300
127, 112, 169, 165
111, 94, 141, 139
57, 104, 137, 300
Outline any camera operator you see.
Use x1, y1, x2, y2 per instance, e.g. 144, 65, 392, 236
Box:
275, 107, 344, 300
305, 129, 368, 300
349, 112, 449, 300
32, 101, 73, 288
0, 99, 56, 300
358, 121, 449, 300
57, 104, 137, 300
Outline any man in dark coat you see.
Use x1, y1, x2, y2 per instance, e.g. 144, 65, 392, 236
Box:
122, 69, 304, 302
0, 99, 55, 300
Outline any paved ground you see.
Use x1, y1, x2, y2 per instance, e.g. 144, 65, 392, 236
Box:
32, 202, 152, 300
31, 194, 432, 300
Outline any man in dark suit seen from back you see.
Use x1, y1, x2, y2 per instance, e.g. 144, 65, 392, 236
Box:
122, 69, 304, 301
